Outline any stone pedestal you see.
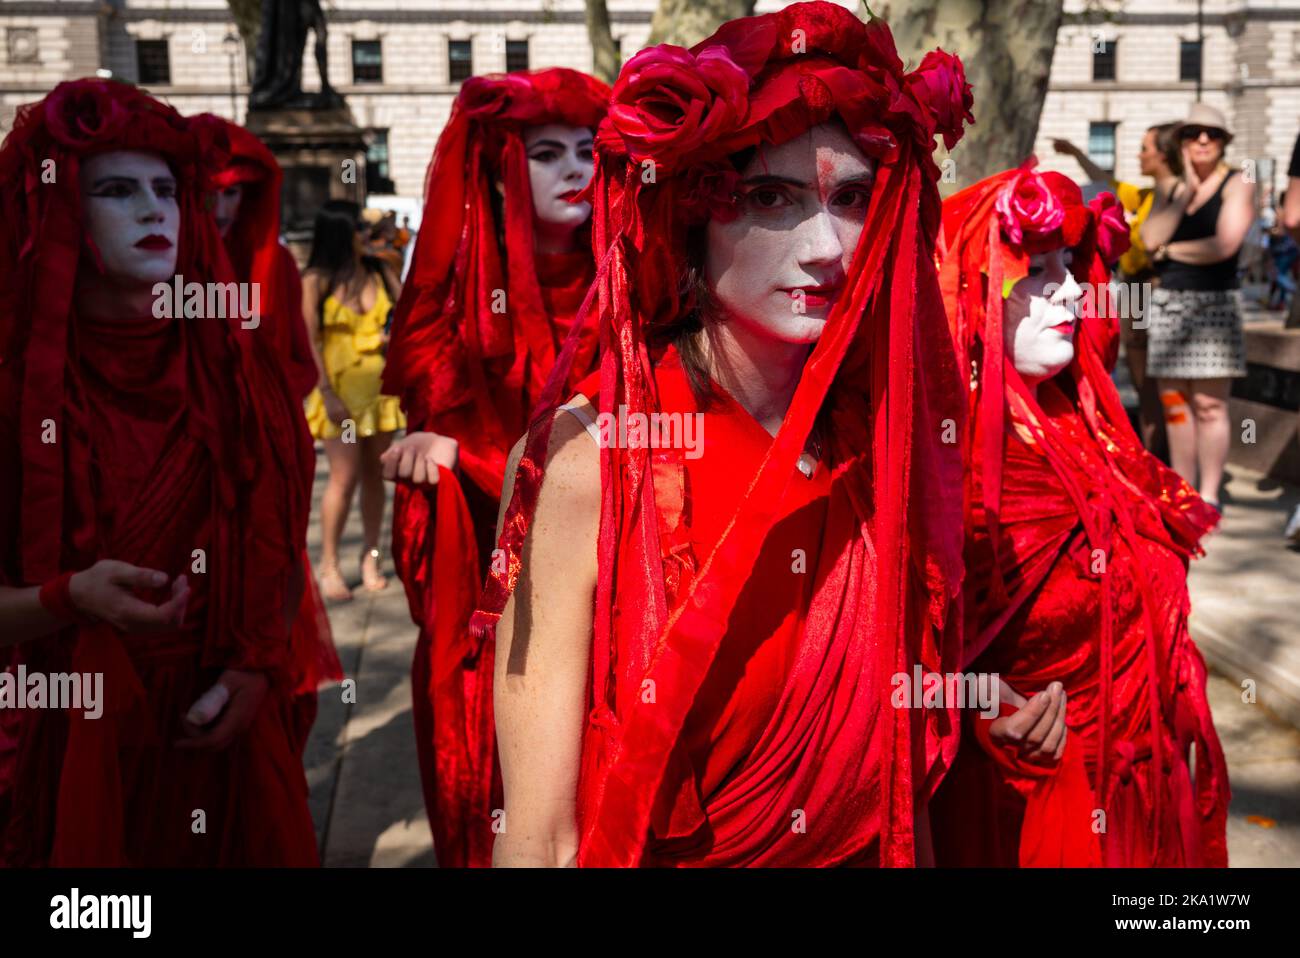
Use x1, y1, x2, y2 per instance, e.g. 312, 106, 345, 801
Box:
245, 105, 368, 266
1229, 322, 1300, 483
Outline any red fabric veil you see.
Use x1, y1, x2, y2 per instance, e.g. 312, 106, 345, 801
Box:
473, 1, 973, 866
0, 80, 316, 864
381, 68, 609, 867
933, 163, 1228, 866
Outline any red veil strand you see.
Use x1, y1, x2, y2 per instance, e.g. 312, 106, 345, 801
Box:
382, 68, 609, 867
932, 163, 1228, 867
473, 2, 973, 866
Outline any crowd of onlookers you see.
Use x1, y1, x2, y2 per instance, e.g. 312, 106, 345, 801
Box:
1054, 108, 1300, 544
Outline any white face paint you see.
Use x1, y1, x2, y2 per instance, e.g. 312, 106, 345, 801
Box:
79, 150, 179, 286
704, 122, 874, 345
524, 123, 595, 234
1003, 246, 1082, 386
212, 183, 243, 238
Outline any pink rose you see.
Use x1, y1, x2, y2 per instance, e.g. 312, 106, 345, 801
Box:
995, 169, 1066, 246
607, 44, 748, 172
1089, 191, 1131, 264
907, 50, 974, 150
45, 79, 128, 148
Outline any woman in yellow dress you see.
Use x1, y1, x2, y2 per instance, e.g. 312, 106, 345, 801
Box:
303, 200, 406, 600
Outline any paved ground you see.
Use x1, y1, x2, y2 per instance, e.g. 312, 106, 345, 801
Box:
302, 451, 433, 867
303, 415, 1300, 867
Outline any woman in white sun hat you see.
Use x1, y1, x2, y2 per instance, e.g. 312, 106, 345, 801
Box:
1140, 102, 1255, 516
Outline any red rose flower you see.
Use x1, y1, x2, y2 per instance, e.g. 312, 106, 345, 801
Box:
44, 79, 128, 148
1089, 191, 1131, 264
607, 44, 749, 173
907, 49, 974, 150
995, 168, 1066, 246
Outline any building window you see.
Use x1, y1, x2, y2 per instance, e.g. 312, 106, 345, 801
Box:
1180, 40, 1202, 83
449, 39, 472, 83
1088, 121, 1118, 175
506, 39, 529, 73
352, 39, 382, 84
1092, 39, 1116, 81
6, 27, 39, 64
365, 129, 395, 194
136, 38, 171, 86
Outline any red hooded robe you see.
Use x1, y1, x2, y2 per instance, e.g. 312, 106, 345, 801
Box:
202, 115, 343, 755
0, 80, 318, 866
929, 164, 1229, 867
381, 68, 609, 867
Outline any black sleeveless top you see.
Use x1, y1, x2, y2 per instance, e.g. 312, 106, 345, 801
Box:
1155, 170, 1239, 291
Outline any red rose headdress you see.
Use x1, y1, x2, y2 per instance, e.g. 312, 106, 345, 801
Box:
475, 2, 974, 866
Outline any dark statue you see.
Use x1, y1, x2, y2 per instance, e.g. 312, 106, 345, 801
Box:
249, 0, 345, 110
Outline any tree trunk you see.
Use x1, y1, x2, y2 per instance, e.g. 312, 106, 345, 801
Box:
226, 0, 262, 83
585, 0, 620, 85
646, 0, 755, 49
880, 0, 1065, 190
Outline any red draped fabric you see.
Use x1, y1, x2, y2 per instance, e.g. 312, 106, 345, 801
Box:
0, 80, 318, 865
383, 69, 608, 866
930, 166, 1228, 867
204, 116, 343, 754
473, 2, 974, 867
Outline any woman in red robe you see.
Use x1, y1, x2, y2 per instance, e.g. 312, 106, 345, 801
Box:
475, 1, 972, 867
203, 115, 344, 755
929, 163, 1230, 867
0, 80, 318, 866
378, 68, 609, 867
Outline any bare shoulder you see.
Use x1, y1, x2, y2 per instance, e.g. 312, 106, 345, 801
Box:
1225, 169, 1256, 200
497, 395, 601, 540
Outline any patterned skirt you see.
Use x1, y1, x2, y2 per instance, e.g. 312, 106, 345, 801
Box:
1145, 287, 1246, 379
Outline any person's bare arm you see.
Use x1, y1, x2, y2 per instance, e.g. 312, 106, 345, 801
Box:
380, 261, 403, 303
492, 402, 600, 867
1283, 176, 1300, 239
1140, 176, 1191, 250
1166, 175, 1256, 264
0, 560, 189, 648
1051, 138, 1112, 185
301, 269, 329, 388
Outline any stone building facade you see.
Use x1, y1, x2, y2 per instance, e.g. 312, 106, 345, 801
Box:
1037, 0, 1300, 207
2, 0, 1299, 206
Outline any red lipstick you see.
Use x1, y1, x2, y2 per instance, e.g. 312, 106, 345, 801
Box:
135, 234, 173, 250
782, 283, 842, 308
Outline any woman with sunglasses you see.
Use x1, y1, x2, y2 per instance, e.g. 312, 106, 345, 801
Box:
1140, 104, 1255, 515
303, 199, 406, 600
